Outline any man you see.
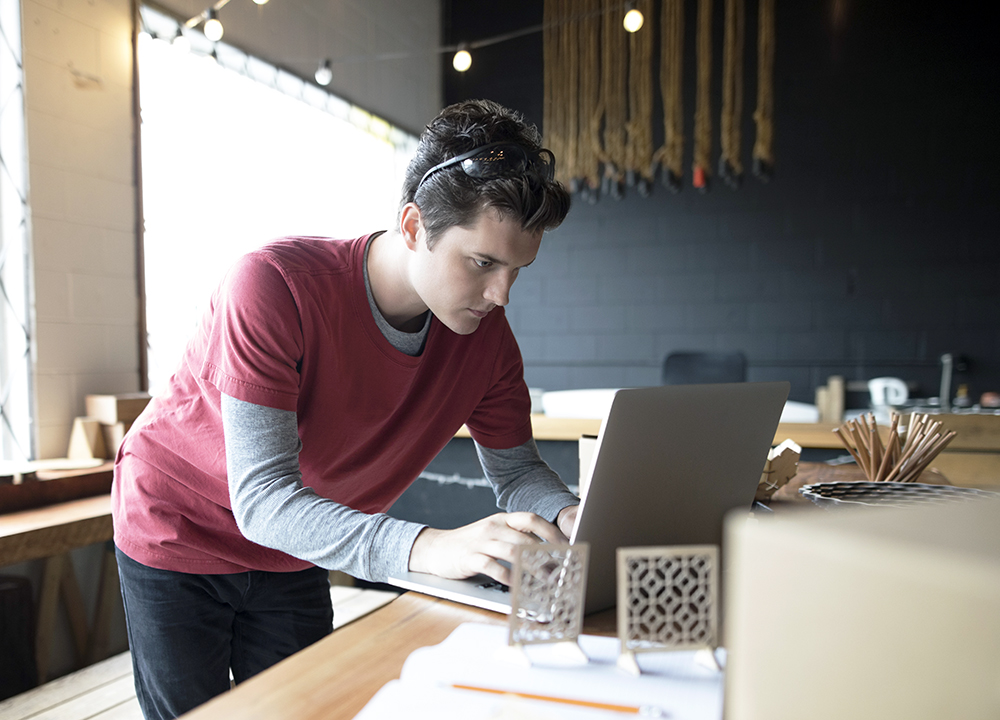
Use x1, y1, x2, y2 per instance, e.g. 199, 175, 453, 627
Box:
112, 99, 579, 720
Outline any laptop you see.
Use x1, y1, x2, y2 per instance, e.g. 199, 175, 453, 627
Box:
387, 381, 790, 615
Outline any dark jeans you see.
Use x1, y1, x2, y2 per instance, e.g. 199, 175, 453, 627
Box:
115, 547, 333, 720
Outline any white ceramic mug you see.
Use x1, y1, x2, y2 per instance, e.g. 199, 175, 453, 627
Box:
868, 377, 908, 407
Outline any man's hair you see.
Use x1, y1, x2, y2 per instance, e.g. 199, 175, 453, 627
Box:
399, 99, 571, 246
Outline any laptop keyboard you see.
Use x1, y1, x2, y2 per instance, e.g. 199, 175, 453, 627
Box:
476, 579, 510, 593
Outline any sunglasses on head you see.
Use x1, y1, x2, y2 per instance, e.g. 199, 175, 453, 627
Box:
416, 141, 556, 193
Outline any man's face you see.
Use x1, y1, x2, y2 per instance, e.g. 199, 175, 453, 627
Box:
408, 210, 541, 335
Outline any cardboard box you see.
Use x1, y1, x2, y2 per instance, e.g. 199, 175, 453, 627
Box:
724, 497, 1000, 719
67, 417, 108, 460
85, 393, 151, 425
101, 421, 131, 459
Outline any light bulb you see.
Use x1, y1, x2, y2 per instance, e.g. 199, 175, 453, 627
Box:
623, 8, 644, 32
315, 60, 333, 86
172, 29, 190, 53
453, 48, 471, 72
204, 11, 223, 41
253, 0, 269, 4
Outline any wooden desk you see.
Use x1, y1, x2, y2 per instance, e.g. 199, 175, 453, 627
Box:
180, 593, 504, 720
457, 415, 880, 445
455, 414, 603, 441
459, 414, 1000, 488
771, 416, 1000, 488
0, 494, 117, 681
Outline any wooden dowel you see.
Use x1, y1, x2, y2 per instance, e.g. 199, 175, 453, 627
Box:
888, 427, 902, 473
901, 431, 940, 477
869, 424, 881, 482
849, 424, 871, 475
834, 427, 865, 469
873, 414, 899, 482
897, 431, 957, 484
899, 427, 951, 483
901, 413, 923, 455
857, 414, 869, 433
881, 433, 924, 484
903, 415, 937, 461
848, 420, 868, 453
932, 429, 957, 454
887, 413, 902, 468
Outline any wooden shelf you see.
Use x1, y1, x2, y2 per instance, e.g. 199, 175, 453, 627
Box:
0, 461, 114, 514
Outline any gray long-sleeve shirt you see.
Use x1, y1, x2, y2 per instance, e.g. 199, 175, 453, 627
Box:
222, 397, 576, 583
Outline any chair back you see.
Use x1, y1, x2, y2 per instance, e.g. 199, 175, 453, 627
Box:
661, 351, 747, 385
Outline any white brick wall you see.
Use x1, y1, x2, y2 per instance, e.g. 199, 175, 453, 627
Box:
23, 0, 138, 458
21, 0, 442, 458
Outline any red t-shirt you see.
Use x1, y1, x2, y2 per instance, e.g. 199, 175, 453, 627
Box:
112, 234, 532, 573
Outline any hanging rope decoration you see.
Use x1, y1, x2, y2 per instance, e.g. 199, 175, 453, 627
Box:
599, 0, 628, 199
577, 0, 602, 201
561, 0, 581, 184
624, 0, 655, 196
542, 0, 565, 186
651, 0, 684, 192
753, 0, 776, 180
541, 0, 776, 200
692, 0, 713, 192
719, 0, 745, 188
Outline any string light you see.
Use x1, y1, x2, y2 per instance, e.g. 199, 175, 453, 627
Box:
623, 5, 644, 32
173, 1, 573, 89
452, 44, 472, 72
315, 59, 333, 86
172, 28, 191, 52
203, 8, 223, 41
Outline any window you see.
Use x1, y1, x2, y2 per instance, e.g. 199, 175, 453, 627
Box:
0, 0, 31, 461
138, 6, 416, 393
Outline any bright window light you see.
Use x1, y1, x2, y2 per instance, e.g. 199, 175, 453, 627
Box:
138, 32, 414, 393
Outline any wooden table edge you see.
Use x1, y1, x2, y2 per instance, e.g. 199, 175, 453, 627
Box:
178, 592, 504, 720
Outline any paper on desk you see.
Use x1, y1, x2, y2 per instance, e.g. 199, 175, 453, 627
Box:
357, 681, 610, 720
353, 623, 724, 720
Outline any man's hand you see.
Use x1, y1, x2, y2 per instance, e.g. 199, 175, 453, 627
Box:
408, 512, 567, 586
556, 503, 579, 538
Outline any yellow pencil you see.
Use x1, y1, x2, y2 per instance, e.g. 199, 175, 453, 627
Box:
450, 682, 658, 715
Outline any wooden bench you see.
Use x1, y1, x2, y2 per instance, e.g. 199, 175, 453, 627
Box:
0, 651, 140, 720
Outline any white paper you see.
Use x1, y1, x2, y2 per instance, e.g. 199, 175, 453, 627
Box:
353, 623, 724, 720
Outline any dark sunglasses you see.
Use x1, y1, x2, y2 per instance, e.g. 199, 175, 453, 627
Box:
416, 141, 556, 192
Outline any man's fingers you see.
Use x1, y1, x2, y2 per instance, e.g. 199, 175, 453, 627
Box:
478, 556, 513, 586
408, 512, 570, 582
503, 512, 567, 543
557, 504, 579, 538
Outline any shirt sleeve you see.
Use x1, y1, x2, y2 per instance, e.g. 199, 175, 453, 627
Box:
474, 438, 580, 522
200, 252, 304, 411
222, 393, 425, 582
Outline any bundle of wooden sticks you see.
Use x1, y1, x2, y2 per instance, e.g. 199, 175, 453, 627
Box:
834, 412, 957, 483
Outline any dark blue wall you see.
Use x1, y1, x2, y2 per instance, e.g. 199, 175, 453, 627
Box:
443, 1, 1000, 405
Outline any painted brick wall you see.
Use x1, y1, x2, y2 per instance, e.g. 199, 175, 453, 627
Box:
23, 0, 139, 458
446, 0, 1000, 405
22, 0, 443, 458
